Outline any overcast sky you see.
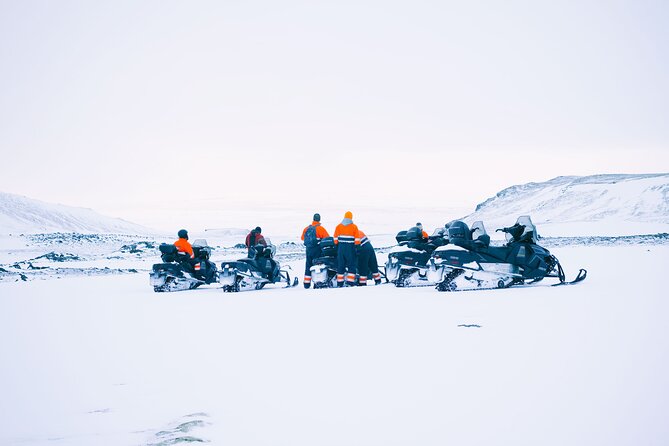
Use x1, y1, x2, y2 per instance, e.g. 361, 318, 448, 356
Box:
1, 0, 668, 229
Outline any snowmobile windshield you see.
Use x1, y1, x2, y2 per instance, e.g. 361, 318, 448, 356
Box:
470, 221, 487, 239
431, 227, 446, 237
516, 216, 538, 243
191, 239, 210, 248
504, 216, 538, 244
264, 239, 277, 257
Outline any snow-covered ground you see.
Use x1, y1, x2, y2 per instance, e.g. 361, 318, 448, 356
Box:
1, 244, 668, 446
2, 174, 668, 445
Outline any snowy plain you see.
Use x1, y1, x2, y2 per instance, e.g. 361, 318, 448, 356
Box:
1, 174, 669, 445
1, 244, 668, 446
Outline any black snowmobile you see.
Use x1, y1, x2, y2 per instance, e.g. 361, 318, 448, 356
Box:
385, 226, 447, 287
427, 216, 587, 292
309, 237, 339, 288
219, 241, 298, 292
150, 239, 218, 292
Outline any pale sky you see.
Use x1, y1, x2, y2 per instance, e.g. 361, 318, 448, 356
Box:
1, 0, 668, 229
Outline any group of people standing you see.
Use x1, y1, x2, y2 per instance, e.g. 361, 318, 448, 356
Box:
301, 211, 381, 288
172, 211, 383, 288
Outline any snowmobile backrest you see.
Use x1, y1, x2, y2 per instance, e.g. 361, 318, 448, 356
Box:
395, 231, 408, 244
320, 237, 337, 257
405, 227, 424, 241
159, 243, 187, 263
448, 221, 472, 242
159, 243, 178, 255
320, 237, 335, 248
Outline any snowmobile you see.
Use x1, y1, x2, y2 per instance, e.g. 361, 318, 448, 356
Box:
219, 241, 298, 292
385, 226, 447, 287
427, 216, 587, 292
150, 239, 218, 292
309, 237, 388, 288
309, 237, 339, 288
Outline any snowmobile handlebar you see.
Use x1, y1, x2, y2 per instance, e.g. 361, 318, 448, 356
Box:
496, 223, 525, 233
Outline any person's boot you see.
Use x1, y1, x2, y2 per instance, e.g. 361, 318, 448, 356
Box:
337, 281, 344, 288
375, 279, 382, 285
303, 283, 311, 289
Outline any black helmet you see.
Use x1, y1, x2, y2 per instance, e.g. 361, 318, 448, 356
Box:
255, 226, 262, 233
177, 229, 188, 239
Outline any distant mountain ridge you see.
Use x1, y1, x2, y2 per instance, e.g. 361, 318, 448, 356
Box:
466, 174, 669, 229
0, 192, 150, 234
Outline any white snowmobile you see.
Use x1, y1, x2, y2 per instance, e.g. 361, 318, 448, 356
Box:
150, 239, 218, 292
427, 216, 587, 292
309, 236, 338, 288
219, 240, 298, 292
385, 226, 447, 287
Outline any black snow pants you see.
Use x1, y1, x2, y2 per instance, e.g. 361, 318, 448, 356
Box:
357, 242, 381, 284
336, 243, 357, 285
304, 245, 321, 285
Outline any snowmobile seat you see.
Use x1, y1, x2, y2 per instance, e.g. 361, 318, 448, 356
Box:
153, 262, 183, 276
407, 240, 430, 251
483, 246, 512, 263
472, 233, 491, 249
428, 237, 447, 248
238, 257, 264, 272
396, 231, 408, 244
312, 256, 337, 268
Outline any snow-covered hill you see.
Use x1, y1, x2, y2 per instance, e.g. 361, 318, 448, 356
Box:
0, 192, 150, 235
464, 174, 669, 237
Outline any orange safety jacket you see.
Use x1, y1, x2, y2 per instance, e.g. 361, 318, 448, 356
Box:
174, 238, 194, 258
334, 222, 360, 245
357, 229, 371, 246
301, 221, 330, 241
422, 230, 429, 239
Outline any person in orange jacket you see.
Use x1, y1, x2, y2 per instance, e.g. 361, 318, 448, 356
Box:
416, 222, 429, 240
333, 211, 360, 287
174, 229, 194, 258
301, 213, 330, 289
356, 228, 382, 286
